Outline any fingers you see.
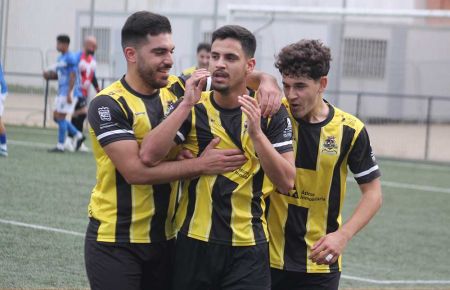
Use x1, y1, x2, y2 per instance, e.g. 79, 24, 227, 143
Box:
202, 137, 221, 153
256, 90, 268, 118
309, 236, 338, 265
269, 95, 282, 116
238, 95, 260, 121
189, 69, 210, 85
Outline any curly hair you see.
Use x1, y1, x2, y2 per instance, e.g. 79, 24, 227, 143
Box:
275, 39, 332, 80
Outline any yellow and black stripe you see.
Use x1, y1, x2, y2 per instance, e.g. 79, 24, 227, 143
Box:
86, 76, 184, 243
268, 99, 380, 273
174, 91, 293, 246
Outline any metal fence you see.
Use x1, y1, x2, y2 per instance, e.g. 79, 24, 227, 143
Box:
3, 71, 450, 163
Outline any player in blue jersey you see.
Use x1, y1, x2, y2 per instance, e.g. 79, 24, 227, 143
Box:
43, 34, 84, 153
0, 62, 8, 157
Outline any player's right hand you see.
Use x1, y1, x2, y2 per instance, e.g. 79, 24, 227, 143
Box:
199, 137, 247, 175
183, 69, 210, 106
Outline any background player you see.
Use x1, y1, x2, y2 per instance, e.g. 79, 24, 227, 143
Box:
43, 34, 84, 153
67, 35, 101, 152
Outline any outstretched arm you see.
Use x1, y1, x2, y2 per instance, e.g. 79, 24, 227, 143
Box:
309, 178, 382, 265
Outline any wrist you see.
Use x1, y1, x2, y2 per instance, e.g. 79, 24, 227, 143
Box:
180, 97, 196, 109
339, 227, 353, 242
250, 129, 265, 143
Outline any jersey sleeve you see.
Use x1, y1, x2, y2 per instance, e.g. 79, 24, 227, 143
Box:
264, 105, 293, 154
348, 126, 381, 184
171, 101, 192, 145
88, 95, 135, 147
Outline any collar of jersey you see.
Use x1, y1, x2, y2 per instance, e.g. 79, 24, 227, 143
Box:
120, 76, 160, 100
209, 89, 256, 114
294, 100, 334, 128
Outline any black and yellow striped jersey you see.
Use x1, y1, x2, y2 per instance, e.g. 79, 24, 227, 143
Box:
268, 99, 380, 273
174, 90, 293, 246
86, 75, 185, 243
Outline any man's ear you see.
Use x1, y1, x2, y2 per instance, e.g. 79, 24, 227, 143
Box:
319, 76, 328, 93
246, 58, 256, 75
124, 47, 137, 63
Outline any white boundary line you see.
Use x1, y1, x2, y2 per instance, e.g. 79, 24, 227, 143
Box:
1, 218, 450, 285
9, 139, 52, 148
342, 274, 450, 285
347, 178, 450, 194
0, 218, 84, 237
380, 159, 450, 172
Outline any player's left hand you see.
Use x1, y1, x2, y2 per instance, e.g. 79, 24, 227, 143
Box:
309, 230, 350, 265
256, 77, 282, 118
238, 95, 263, 139
67, 94, 73, 104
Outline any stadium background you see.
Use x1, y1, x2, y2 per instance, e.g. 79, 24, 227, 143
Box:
0, 0, 449, 289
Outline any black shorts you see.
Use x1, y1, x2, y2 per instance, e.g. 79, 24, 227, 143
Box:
172, 234, 270, 290
74, 97, 87, 111
271, 268, 341, 290
84, 237, 175, 290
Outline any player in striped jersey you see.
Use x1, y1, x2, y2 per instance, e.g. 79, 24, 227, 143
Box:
85, 12, 284, 290
84, 12, 250, 290
140, 25, 296, 290
267, 39, 383, 290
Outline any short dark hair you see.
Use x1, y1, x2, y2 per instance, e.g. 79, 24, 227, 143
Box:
275, 39, 332, 80
211, 25, 256, 58
56, 34, 70, 44
121, 11, 172, 49
196, 42, 211, 53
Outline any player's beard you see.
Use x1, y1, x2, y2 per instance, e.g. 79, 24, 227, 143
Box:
137, 61, 170, 90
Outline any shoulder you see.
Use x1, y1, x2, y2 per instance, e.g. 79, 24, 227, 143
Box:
333, 105, 365, 133
96, 80, 126, 100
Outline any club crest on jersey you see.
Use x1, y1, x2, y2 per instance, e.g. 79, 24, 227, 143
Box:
98, 106, 111, 121
321, 136, 338, 154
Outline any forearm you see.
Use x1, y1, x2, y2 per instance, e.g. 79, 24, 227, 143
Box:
252, 133, 295, 193
140, 101, 192, 166
246, 70, 276, 90
340, 179, 382, 239
124, 157, 205, 185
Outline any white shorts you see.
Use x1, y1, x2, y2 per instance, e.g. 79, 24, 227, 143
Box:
53, 96, 77, 114
0, 93, 6, 117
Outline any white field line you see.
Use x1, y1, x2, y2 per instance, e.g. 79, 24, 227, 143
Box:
347, 178, 450, 194
1, 217, 450, 285
0, 218, 84, 237
380, 159, 450, 172
342, 274, 450, 285
9, 139, 52, 148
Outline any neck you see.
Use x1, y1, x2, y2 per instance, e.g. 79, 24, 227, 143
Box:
213, 83, 248, 109
303, 98, 329, 123
124, 69, 157, 96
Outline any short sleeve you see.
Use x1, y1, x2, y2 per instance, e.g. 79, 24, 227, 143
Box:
264, 106, 293, 154
88, 95, 135, 147
348, 127, 381, 184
